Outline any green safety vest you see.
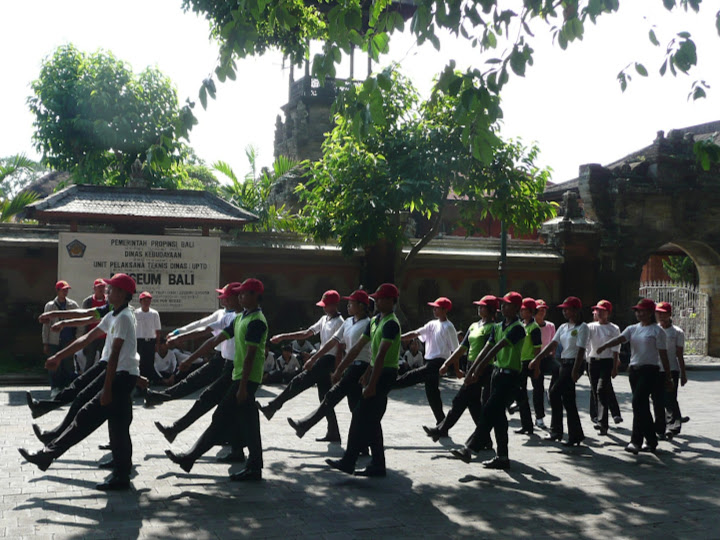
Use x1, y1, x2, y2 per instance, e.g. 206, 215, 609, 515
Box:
231, 309, 268, 383
492, 319, 525, 372
370, 313, 401, 369
464, 321, 494, 363
521, 320, 541, 362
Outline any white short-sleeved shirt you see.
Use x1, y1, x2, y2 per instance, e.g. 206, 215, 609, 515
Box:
263, 352, 276, 373
309, 314, 344, 357
135, 308, 161, 339
177, 309, 225, 352
552, 322, 589, 360
282, 355, 301, 374
208, 311, 237, 360
587, 322, 621, 360
621, 323, 667, 367
402, 350, 424, 369
415, 319, 459, 360
538, 321, 556, 348
96, 307, 139, 375
154, 349, 178, 376
661, 324, 685, 372
332, 316, 371, 363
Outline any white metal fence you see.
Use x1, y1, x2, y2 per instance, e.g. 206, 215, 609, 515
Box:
639, 281, 709, 355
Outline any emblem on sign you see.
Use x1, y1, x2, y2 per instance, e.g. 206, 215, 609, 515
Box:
66, 239, 86, 258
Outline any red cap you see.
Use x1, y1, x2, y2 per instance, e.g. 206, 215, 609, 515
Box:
370, 283, 400, 299
342, 289, 370, 305
592, 299, 613, 312
501, 291, 523, 307
237, 278, 264, 294
139, 291, 153, 300
316, 290, 341, 307
93, 278, 106, 287
558, 296, 582, 309
655, 301, 672, 314
521, 297, 537, 311
103, 273, 136, 294
632, 298, 656, 312
535, 299, 548, 310
473, 295, 499, 310
217, 282, 242, 299
55, 280, 71, 290
428, 297, 452, 311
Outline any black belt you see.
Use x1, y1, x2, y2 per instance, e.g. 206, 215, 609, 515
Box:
495, 367, 518, 375
560, 359, 576, 365
139, 338, 155, 342
588, 357, 612, 361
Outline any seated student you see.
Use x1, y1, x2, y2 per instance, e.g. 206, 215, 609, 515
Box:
154, 337, 178, 386
292, 338, 316, 361
264, 345, 301, 384
399, 338, 424, 375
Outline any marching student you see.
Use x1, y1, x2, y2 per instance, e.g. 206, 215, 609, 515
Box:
326, 283, 401, 477
260, 290, 344, 443
134, 292, 162, 384
597, 298, 671, 454
80, 278, 108, 370
449, 292, 526, 469
515, 297, 542, 436
287, 289, 372, 439
586, 300, 622, 435
42, 280, 80, 394
424, 295, 499, 446
532, 299, 555, 429
530, 296, 587, 447
165, 278, 267, 481
655, 302, 687, 439
19, 273, 139, 491
394, 297, 459, 423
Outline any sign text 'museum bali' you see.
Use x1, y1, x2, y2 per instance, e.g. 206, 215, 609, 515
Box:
58, 233, 220, 312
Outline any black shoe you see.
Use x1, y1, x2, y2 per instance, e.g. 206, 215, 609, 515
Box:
165, 449, 194, 473
325, 458, 354, 475
482, 456, 510, 470
562, 436, 585, 447
32, 423, 52, 445
18, 448, 52, 471
98, 459, 116, 469
514, 427, 533, 435
507, 404, 519, 414
26, 392, 44, 419
96, 476, 130, 491
590, 417, 598, 425
422, 425, 442, 442
613, 415, 624, 424
593, 423, 602, 431
624, 442, 640, 455
450, 448, 473, 464
641, 443, 657, 453
315, 434, 341, 443
598, 428, 608, 436
258, 403, 277, 421
155, 421, 177, 444
543, 433, 562, 442
681, 416, 690, 424
216, 450, 246, 463
144, 390, 169, 408
354, 464, 386, 477
287, 417, 308, 439
229, 468, 262, 482
98, 443, 111, 451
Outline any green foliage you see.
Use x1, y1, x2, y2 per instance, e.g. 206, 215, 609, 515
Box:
28, 44, 197, 186
662, 255, 698, 284
0, 154, 43, 222
297, 68, 555, 256
184, 0, 713, 166
215, 146, 298, 232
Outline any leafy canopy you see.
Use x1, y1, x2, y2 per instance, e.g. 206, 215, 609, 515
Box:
298, 67, 555, 256
28, 44, 198, 186
183, 0, 715, 164
0, 154, 43, 222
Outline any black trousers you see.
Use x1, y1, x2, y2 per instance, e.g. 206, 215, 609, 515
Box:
466, 368, 519, 457
549, 362, 584, 440
652, 370, 668, 436
45, 372, 137, 478
516, 360, 535, 431
628, 364, 660, 447
137, 339, 157, 382
163, 353, 226, 400
393, 357, 445, 423
436, 368, 491, 437
341, 368, 397, 468
268, 354, 340, 437
172, 360, 234, 434
42, 368, 108, 441
665, 370, 682, 432
185, 380, 262, 470
34, 360, 107, 416
297, 361, 367, 432
588, 358, 618, 429
48, 339, 76, 389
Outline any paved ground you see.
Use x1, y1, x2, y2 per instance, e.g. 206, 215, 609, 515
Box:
1, 369, 719, 539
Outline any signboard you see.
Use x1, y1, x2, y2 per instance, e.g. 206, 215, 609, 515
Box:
58, 233, 220, 312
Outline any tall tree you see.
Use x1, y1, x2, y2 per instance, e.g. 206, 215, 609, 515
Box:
0, 154, 43, 222
28, 44, 197, 186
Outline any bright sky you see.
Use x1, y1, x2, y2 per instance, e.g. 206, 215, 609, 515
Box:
1, 1, 718, 185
